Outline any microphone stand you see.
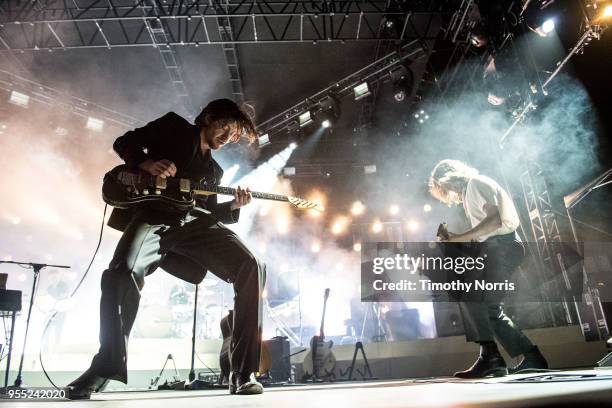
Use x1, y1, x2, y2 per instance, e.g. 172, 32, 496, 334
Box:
0, 260, 70, 388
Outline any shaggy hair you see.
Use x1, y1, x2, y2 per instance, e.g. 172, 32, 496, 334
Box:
195, 98, 257, 144
428, 159, 479, 205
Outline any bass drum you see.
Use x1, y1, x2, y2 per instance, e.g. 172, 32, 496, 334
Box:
133, 305, 176, 338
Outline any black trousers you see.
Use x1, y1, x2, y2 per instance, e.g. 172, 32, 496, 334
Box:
88, 213, 266, 383
458, 235, 533, 358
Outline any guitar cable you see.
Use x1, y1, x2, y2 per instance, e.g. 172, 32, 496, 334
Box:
39, 203, 109, 389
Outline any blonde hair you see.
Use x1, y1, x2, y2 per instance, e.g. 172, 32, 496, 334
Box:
428, 159, 479, 205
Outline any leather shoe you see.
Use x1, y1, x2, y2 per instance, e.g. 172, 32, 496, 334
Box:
229, 372, 263, 395
510, 346, 549, 373
67, 368, 109, 400
454, 355, 508, 379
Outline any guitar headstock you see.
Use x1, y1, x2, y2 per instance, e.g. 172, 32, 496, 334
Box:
288, 196, 325, 212
436, 222, 449, 241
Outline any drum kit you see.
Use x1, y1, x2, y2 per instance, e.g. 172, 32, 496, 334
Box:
135, 277, 230, 339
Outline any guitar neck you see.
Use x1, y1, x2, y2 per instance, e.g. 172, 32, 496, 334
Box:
194, 183, 289, 203
319, 289, 330, 340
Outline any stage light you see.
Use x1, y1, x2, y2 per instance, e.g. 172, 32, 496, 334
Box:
600, 4, 612, 19
407, 219, 419, 232
258, 133, 270, 147
390, 66, 414, 103
353, 242, 362, 252
364, 165, 377, 174
289, 142, 297, 149
351, 201, 366, 216
86, 116, 104, 132
316, 96, 341, 128
371, 219, 383, 233
354, 82, 371, 100
9, 90, 29, 107
470, 33, 488, 48
423, 204, 432, 212
299, 111, 314, 127
389, 204, 400, 215
487, 93, 506, 106
533, 18, 556, 37
311, 240, 321, 253
283, 166, 296, 176
331, 216, 349, 235
541, 19, 555, 34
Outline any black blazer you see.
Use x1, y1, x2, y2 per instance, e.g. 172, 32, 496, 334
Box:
107, 112, 239, 231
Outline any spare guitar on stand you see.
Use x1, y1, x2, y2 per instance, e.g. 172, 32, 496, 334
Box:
302, 288, 336, 382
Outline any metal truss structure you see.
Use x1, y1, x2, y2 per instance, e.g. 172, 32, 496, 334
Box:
138, 0, 195, 116
0, 69, 142, 130
0, 0, 450, 50
256, 38, 426, 139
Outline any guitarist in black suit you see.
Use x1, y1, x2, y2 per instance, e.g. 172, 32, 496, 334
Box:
68, 99, 266, 397
429, 159, 548, 378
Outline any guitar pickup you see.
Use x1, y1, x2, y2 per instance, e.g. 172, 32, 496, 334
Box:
179, 179, 191, 193
155, 177, 168, 190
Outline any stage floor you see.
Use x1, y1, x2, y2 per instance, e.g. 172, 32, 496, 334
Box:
3, 370, 612, 408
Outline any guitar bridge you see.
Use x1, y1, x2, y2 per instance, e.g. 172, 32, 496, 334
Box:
179, 179, 190, 193
155, 176, 168, 190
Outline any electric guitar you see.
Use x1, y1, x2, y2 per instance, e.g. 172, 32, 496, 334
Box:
302, 288, 336, 381
102, 165, 324, 212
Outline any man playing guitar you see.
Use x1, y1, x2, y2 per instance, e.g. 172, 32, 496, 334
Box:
67, 99, 266, 397
429, 159, 548, 378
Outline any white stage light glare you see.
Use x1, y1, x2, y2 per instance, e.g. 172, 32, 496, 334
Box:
258, 133, 270, 147
371, 220, 383, 233
407, 219, 419, 232
283, 167, 296, 176
289, 142, 297, 149
351, 201, 366, 216
86, 117, 104, 132
353, 242, 362, 252
353, 82, 371, 100
311, 241, 321, 253
9, 91, 29, 107
299, 111, 313, 127
389, 204, 400, 215
322, 119, 331, 128
364, 165, 377, 174
423, 204, 432, 212
331, 216, 349, 235
541, 19, 555, 34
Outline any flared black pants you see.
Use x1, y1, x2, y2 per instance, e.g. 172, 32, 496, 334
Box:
88, 213, 266, 383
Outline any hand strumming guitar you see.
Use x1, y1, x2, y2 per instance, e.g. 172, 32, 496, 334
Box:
138, 159, 177, 178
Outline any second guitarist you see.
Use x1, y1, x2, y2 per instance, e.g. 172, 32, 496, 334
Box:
67, 99, 267, 397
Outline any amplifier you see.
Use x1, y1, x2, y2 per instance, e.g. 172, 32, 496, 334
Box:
264, 336, 290, 383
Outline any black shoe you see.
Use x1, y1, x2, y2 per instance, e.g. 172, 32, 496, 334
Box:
510, 346, 549, 373
229, 372, 263, 395
454, 355, 508, 379
67, 368, 110, 400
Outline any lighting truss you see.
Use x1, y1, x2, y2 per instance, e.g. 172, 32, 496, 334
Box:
0, 0, 450, 50
256, 38, 426, 139
0, 70, 142, 130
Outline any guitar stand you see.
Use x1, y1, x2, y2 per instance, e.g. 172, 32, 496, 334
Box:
340, 342, 376, 381
151, 354, 185, 390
